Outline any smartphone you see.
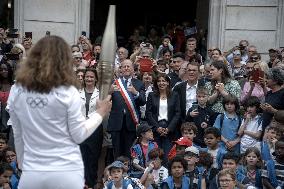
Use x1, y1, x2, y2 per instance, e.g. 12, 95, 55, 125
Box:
46, 31, 50, 36
25, 32, 32, 39
251, 68, 264, 83
5, 53, 19, 60
139, 58, 153, 72
81, 31, 86, 36
192, 104, 199, 111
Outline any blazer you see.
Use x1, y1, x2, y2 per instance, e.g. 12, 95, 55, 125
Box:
145, 91, 180, 132
173, 80, 205, 122
79, 88, 99, 118
107, 78, 146, 132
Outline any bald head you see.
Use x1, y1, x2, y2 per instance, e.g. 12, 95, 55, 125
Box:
121, 59, 134, 78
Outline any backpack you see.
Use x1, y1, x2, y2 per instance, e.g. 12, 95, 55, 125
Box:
219, 113, 242, 130
107, 179, 132, 189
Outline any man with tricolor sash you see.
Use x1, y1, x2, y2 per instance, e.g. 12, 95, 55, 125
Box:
108, 59, 146, 158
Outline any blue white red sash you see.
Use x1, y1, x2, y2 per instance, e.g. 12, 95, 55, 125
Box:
115, 78, 139, 125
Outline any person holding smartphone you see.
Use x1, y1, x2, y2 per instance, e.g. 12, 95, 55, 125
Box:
240, 62, 268, 104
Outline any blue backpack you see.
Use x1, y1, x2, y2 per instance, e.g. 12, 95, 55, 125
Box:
107, 179, 132, 189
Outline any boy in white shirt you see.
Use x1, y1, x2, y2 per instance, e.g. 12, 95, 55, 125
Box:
140, 148, 168, 188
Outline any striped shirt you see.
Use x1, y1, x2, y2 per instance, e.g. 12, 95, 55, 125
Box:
262, 159, 284, 187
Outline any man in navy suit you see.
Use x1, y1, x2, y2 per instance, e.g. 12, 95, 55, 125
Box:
108, 59, 146, 158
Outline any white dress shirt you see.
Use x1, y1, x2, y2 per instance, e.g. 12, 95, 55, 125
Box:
8, 84, 102, 171
185, 82, 198, 113
158, 99, 168, 121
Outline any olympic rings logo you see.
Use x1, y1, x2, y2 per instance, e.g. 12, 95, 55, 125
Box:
26, 97, 48, 108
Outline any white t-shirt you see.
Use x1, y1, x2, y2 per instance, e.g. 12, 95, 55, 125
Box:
208, 148, 218, 168
151, 166, 169, 185
104, 183, 133, 189
240, 115, 262, 153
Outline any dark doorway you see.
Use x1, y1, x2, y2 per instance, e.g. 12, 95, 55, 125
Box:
90, 2, 200, 42
0, 0, 14, 28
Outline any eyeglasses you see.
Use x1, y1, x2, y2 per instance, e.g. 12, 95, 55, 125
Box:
219, 179, 234, 183
74, 57, 82, 60
187, 69, 198, 72
6, 154, 16, 158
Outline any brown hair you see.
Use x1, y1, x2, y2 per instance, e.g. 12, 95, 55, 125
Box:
180, 122, 198, 134
16, 35, 78, 93
148, 148, 164, 160
186, 37, 197, 43
242, 147, 263, 168
218, 169, 236, 181
196, 86, 209, 95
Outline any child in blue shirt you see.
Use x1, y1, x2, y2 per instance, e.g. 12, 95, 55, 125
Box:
261, 125, 281, 161
161, 156, 190, 189
214, 95, 241, 154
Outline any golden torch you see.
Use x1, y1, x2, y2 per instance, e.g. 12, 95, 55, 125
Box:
98, 5, 117, 100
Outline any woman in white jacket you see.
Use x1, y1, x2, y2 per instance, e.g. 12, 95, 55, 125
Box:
79, 68, 102, 188
7, 35, 112, 189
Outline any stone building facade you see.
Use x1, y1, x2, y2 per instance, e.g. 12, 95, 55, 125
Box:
14, 0, 284, 58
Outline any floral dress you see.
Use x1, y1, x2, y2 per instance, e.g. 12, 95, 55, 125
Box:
205, 80, 241, 113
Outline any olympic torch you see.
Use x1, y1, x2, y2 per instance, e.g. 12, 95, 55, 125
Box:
98, 5, 116, 100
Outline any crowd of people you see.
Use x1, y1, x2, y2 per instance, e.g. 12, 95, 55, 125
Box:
1, 24, 284, 189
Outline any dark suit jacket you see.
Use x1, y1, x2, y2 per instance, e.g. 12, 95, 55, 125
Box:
107, 78, 146, 132
173, 79, 205, 122
145, 91, 180, 133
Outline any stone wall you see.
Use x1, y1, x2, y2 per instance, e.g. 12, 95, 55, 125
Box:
208, 0, 284, 60
14, 0, 90, 45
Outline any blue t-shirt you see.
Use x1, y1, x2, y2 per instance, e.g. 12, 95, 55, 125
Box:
213, 112, 239, 140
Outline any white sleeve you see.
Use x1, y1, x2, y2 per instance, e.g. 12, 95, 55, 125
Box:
8, 85, 24, 169
67, 90, 103, 144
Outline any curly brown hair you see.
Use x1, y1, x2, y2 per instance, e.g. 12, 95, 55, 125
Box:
16, 36, 78, 93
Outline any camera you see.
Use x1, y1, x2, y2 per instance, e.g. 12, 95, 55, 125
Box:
81, 31, 86, 36
5, 53, 20, 60
7, 28, 19, 38
25, 32, 32, 39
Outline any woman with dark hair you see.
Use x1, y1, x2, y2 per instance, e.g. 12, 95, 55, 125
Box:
78, 68, 103, 188
146, 73, 180, 159
0, 61, 13, 136
205, 60, 241, 113
260, 68, 284, 130
7, 35, 112, 189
